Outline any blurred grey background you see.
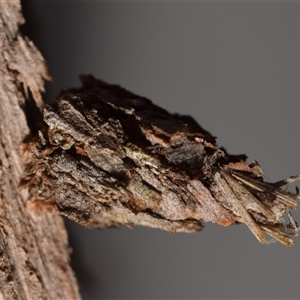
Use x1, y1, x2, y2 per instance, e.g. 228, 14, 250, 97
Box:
22, 1, 300, 299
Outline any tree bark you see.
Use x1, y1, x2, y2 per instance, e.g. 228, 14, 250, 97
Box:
0, 1, 298, 297
0, 2, 80, 299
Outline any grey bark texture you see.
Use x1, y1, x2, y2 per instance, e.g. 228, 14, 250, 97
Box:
0, 2, 80, 299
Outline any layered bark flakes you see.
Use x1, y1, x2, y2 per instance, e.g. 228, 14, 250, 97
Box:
0, 1, 80, 298
23, 75, 300, 246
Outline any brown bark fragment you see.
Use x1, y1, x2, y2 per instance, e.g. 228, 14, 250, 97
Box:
0, 2, 80, 299
24, 75, 300, 247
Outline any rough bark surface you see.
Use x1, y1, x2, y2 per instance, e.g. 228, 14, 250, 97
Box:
24, 75, 300, 247
0, 2, 80, 299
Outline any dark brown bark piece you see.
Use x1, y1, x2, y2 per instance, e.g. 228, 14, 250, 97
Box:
24, 75, 300, 247
0, 1, 80, 299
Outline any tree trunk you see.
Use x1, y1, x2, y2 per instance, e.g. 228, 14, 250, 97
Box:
0, 2, 80, 299
1, 0, 299, 297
